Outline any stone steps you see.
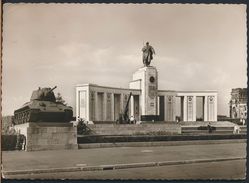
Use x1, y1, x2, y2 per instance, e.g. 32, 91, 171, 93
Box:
84, 124, 181, 136
182, 128, 247, 135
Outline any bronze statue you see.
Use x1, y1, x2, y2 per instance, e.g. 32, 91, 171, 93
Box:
142, 42, 155, 66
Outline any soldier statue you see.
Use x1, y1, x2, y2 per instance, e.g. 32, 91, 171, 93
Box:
142, 42, 155, 66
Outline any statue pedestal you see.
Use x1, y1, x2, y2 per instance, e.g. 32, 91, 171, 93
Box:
129, 66, 159, 121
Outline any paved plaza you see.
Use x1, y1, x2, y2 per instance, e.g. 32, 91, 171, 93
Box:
2, 140, 246, 179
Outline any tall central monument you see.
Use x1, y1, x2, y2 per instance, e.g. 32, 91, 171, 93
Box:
129, 42, 159, 121
129, 66, 158, 121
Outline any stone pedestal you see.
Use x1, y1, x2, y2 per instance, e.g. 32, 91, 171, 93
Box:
129, 66, 158, 121
14, 122, 78, 151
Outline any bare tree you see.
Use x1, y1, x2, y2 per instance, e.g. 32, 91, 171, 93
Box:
56, 92, 67, 105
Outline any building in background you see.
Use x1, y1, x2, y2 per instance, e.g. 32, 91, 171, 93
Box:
229, 88, 247, 120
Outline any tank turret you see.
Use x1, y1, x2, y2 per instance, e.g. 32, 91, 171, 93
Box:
31, 86, 57, 102
14, 86, 73, 124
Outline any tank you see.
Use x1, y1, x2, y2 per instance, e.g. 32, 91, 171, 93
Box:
14, 86, 73, 124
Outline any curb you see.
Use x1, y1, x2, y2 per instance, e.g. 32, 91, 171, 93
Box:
2, 156, 245, 176
78, 139, 247, 149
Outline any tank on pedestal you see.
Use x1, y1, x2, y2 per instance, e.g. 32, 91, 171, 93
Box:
14, 86, 73, 124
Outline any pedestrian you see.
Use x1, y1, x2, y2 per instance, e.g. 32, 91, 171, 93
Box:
242, 118, 245, 126
176, 117, 179, 123
21, 135, 26, 151
130, 116, 135, 124
233, 125, 241, 134
207, 122, 212, 133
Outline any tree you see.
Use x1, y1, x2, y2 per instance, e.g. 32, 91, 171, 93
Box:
56, 92, 67, 105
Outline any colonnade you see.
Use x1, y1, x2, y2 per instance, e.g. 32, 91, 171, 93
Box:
76, 84, 218, 122
177, 93, 218, 122
76, 84, 141, 122
155, 93, 218, 122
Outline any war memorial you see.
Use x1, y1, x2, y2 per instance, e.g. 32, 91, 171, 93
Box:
8, 42, 242, 153
2, 42, 247, 180
1, 3, 246, 179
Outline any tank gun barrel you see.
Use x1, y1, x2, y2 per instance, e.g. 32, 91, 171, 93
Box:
49, 86, 57, 93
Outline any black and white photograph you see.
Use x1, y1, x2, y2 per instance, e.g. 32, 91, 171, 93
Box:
1, 2, 247, 180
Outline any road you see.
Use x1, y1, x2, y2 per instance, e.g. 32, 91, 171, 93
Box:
2, 141, 246, 179
5, 159, 246, 179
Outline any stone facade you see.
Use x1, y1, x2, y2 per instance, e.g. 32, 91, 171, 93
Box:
76, 66, 218, 122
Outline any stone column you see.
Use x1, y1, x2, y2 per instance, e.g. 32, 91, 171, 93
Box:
183, 96, 187, 121
86, 89, 90, 121
207, 96, 216, 121
187, 96, 193, 121
78, 90, 87, 120
89, 91, 95, 121
120, 94, 124, 113
94, 92, 98, 121
157, 96, 160, 116
172, 96, 176, 121
204, 96, 208, 121
192, 96, 197, 121
214, 94, 218, 121
76, 90, 79, 120
164, 96, 167, 121
130, 95, 134, 117
103, 92, 107, 121
111, 93, 115, 121
165, 96, 174, 121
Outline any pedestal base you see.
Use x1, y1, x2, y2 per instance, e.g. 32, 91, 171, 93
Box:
14, 122, 78, 151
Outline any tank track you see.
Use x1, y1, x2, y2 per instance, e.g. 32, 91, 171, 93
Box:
14, 109, 31, 124
14, 107, 39, 125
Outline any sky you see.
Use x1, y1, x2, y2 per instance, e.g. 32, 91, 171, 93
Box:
2, 3, 247, 116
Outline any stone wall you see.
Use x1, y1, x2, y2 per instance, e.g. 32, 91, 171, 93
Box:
86, 123, 181, 136
14, 123, 78, 151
